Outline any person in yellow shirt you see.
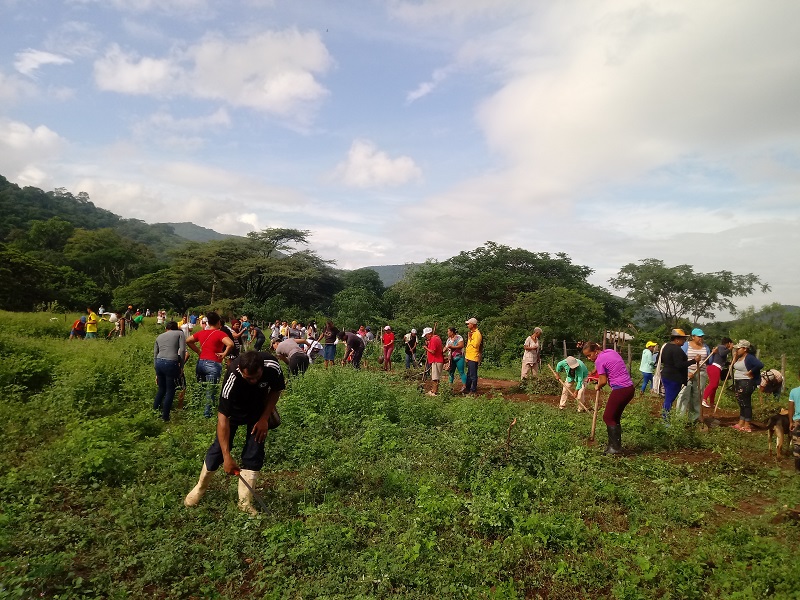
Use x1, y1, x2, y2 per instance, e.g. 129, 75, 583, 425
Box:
85, 307, 99, 339
463, 317, 482, 394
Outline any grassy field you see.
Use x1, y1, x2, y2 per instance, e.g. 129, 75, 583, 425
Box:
1, 312, 799, 599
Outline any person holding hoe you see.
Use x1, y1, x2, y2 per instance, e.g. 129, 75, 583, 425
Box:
184, 350, 285, 515
657, 329, 700, 420
554, 355, 589, 411
582, 341, 635, 455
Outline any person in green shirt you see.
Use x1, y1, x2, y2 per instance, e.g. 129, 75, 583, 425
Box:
639, 341, 658, 395
555, 355, 589, 411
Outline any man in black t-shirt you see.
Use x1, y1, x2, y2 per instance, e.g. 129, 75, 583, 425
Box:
184, 351, 286, 515
338, 331, 365, 369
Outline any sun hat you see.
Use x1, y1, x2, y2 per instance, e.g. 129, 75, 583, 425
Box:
670, 328, 688, 338
422, 327, 433, 336
645, 341, 657, 348
565, 356, 580, 369
465, 317, 478, 325
733, 339, 751, 349
691, 328, 705, 336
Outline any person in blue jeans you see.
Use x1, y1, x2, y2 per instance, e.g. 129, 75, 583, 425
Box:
639, 341, 657, 395
187, 312, 234, 417
153, 321, 187, 421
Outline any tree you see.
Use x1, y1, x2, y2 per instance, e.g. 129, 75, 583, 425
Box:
333, 287, 386, 331
342, 268, 385, 297
63, 228, 158, 290
27, 217, 74, 251
246, 228, 311, 258
609, 259, 770, 328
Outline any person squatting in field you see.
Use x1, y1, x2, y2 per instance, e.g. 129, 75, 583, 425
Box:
555, 355, 589, 412
582, 341, 635, 455
184, 350, 285, 515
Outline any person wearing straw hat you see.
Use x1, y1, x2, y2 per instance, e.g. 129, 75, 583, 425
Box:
555, 355, 589, 411
675, 328, 711, 423
639, 341, 658, 395
731, 340, 763, 432
658, 329, 700, 419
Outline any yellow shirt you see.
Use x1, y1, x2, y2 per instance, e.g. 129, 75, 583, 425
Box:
465, 329, 482, 362
86, 312, 98, 333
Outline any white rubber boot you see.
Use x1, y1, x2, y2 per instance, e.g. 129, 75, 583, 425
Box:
184, 463, 214, 507
237, 469, 259, 516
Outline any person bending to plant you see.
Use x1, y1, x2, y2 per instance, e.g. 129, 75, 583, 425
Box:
184, 350, 285, 516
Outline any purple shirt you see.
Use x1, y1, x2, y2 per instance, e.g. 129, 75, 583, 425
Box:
594, 349, 633, 389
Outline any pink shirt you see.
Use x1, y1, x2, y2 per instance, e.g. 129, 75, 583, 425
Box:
594, 349, 633, 389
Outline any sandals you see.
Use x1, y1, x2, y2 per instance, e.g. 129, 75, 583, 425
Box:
731, 423, 753, 432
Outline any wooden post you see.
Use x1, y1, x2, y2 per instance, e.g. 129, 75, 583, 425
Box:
563, 340, 567, 358
756, 347, 761, 359
781, 354, 787, 394
590, 388, 601, 441
627, 343, 632, 369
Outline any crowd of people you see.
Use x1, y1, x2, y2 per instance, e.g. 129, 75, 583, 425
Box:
67, 305, 800, 514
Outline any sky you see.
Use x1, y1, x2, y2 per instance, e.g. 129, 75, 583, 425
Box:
1, 0, 799, 316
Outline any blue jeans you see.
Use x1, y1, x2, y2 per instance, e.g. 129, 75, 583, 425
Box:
465, 360, 479, 393
204, 420, 266, 472
196, 359, 222, 418
405, 352, 417, 369
640, 372, 654, 393
154, 358, 181, 421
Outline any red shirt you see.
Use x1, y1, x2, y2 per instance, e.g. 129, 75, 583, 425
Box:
382, 332, 395, 347
426, 334, 444, 363
193, 328, 229, 362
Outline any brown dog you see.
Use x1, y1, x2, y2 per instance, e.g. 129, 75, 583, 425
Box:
767, 411, 791, 457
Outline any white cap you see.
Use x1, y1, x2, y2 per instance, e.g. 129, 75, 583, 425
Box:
465, 317, 478, 325
384, 325, 391, 331
411, 328, 417, 334
422, 327, 433, 336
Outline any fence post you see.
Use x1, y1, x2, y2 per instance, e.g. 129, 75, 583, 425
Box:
563, 340, 567, 358
627, 343, 632, 369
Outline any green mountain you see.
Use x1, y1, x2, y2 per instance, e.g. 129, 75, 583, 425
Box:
160, 222, 237, 243
364, 264, 417, 287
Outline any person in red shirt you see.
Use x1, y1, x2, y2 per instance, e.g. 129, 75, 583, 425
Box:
423, 327, 444, 396
186, 311, 234, 417
382, 325, 395, 371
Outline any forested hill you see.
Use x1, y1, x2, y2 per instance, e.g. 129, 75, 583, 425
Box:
0, 175, 190, 257
160, 222, 236, 243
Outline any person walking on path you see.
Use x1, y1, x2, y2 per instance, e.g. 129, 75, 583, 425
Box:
153, 321, 186, 422
639, 341, 658, 395
186, 312, 234, 418
582, 342, 635, 455
555, 355, 589, 411
463, 318, 482, 395
445, 327, 467, 388
675, 328, 710, 423
184, 350, 285, 515
404, 329, 418, 369
271, 338, 310, 376
521, 327, 542, 381
382, 326, 395, 371
422, 327, 444, 396
703, 337, 733, 408
657, 329, 699, 420
338, 330, 365, 369
322, 320, 339, 369
731, 340, 764, 433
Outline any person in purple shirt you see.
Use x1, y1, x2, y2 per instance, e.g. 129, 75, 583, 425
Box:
582, 341, 635, 455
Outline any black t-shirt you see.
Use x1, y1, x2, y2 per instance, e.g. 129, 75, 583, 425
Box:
220, 325, 239, 358
344, 332, 365, 354
323, 325, 339, 344
660, 343, 693, 384
405, 334, 417, 355
218, 352, 286, 424
252, 326, 266, 341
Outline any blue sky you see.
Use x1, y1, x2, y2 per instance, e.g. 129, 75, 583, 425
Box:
2, 0, 798, 314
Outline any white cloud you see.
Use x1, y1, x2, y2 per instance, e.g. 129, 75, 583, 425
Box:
406, 65, 455, 103
334, 139, 422, 188
0, 69, 37, 104
14, 49, 73, 77
0, 119, 64, 185
93, 30, 332, 123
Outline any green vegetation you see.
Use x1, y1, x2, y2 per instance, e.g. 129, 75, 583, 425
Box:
1, 312, 799, 599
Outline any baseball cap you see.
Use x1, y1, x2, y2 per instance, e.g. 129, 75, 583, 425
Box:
411, 328, 417, 334
691, 328, 705, 336
645, 341, 657, 348
465, 317, 478, 325
384, 325, 391, 331
422, 327, 433, 336
733, 339, 751, 349
670, 328, 688, 338
565, 356, 580, 369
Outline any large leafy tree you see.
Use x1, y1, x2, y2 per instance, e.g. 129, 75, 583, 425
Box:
609, 259, 770, 327
63, 228, 158, 290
